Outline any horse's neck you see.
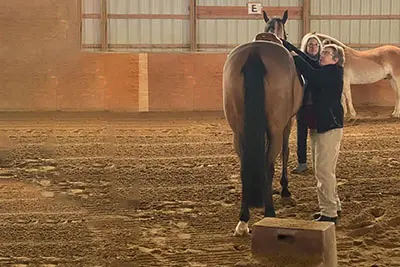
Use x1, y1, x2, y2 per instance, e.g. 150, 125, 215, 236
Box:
343, 46, 358, 57
342, 45, 360, 55
329, 40, 360, 61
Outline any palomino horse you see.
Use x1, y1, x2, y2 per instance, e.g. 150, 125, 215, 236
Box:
223, 10, 303, 236
302, 32, 400, 119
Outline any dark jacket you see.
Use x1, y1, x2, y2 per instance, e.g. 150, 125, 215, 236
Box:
283, 40, 320, 107
283, 40, 344, 133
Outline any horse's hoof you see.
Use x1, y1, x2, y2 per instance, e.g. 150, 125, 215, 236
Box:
347, 115, 357, 120
391, 112, 400, 118
233, 221, 250, 237
345, 116, 357, 124
272, 189, 280, 195
349, 117, 358, 124
281, 196, 296, 206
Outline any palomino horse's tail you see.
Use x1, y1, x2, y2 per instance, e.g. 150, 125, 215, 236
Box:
240, 48, 267, 208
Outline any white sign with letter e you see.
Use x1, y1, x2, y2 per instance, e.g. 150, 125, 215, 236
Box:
247, 2, 262, 14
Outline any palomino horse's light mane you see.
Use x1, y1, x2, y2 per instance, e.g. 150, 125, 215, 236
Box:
313, 32, 348, 48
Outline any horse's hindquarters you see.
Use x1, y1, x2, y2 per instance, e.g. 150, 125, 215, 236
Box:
223, 42, 302, 133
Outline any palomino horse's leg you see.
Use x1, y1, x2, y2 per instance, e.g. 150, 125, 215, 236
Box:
341, 92, 347, 117
343, 79, 357, 119
389, 77, 400, 117
233, 133, 241, 156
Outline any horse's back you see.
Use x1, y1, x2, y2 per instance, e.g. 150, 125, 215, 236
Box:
223, 41, 294, 107
224, 41, 295, 82
354, 45, 400, 61
348, 45, 400, 81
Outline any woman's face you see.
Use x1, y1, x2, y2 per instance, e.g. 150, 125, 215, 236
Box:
319, 48, 339, 66
306, 38, 320, 56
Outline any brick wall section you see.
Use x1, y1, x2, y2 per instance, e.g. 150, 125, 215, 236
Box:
148, 53, 225, 111
0, 0, 394, 112
0, 0, 81, 110
56, 53, 104, 111
103, 54, 139, 112
54, 53, 139, 111
147, 54, 394, 111
0, 0, 141, 112
192, 54, 225, 111
148, 54, 196, 111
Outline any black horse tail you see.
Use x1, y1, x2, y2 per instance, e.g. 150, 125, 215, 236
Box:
240, 48, 267, 208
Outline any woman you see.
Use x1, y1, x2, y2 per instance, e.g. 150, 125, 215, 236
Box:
283, 40, 345, 223
292, 34, 322, 174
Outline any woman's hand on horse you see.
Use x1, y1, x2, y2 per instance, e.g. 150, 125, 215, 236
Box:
281, 39, 296, 52
291, 51, 298, 56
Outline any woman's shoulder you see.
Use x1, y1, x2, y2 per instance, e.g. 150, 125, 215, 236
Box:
319, 64, 343, 85
323, 64, 344, 73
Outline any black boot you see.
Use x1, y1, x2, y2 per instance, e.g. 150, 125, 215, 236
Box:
314, 215, 337, 224
312, 210, 341, 220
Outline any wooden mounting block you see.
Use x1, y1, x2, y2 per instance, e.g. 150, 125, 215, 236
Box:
251, 217, 337, 267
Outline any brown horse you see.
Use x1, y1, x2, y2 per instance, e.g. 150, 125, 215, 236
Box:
305, 32, 400, 119
223, 10, 303, 236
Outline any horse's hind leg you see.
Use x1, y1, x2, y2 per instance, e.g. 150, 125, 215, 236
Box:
234, 198, 250, 236
280, 120, 296, 206
389, 76, 400, 117
263, 132, 282, 217
280, 120, 292, 197
233, 133, 251, 236
264, 161, 276, 217
341, 92, 347, 117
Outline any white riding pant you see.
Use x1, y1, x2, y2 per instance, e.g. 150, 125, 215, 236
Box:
310, 128, 343, 217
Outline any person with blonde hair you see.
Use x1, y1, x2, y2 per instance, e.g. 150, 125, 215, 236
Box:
282, 40, 345, 224
292, 34, 322, 174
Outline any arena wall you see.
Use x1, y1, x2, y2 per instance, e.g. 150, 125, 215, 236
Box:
0, 0, 395, 112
